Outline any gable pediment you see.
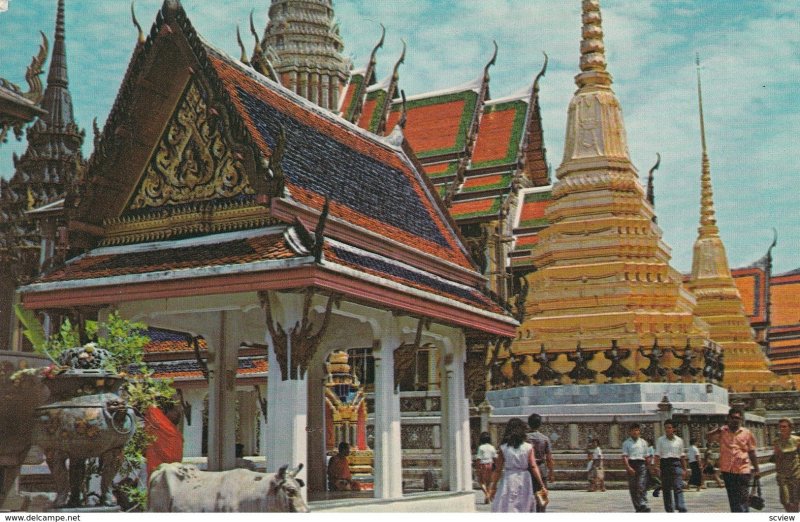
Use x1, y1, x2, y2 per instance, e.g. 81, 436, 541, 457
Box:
128, 79, 255, 211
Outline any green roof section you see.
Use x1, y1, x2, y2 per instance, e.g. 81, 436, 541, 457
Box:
341, 73, 364, 122
460, 172, 513, 194
364, 88, 388, 133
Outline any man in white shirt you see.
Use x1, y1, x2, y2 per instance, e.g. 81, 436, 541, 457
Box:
621, 423, 651, 512
654, 420, 689, 512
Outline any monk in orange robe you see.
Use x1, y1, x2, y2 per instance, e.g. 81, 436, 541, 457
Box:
327, 442, 361, 491
144, 403, 183, 477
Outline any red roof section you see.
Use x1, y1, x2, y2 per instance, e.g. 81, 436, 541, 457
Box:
472, 104, 519, 165
731, 267, 767, 323
771, 273, 800, 327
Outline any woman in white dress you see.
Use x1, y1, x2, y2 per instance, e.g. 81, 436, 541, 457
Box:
489, 418, 547, 512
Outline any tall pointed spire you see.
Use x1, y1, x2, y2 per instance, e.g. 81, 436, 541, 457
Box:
690, 54, 730, 280
560, 0, 630, 169
41, 0, 75, 131
576, 0, 612, 88
695, 54, 718, 234
687, 55, 786, 391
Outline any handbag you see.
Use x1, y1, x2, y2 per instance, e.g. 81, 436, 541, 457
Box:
535, 488, 549, 508
748, 476, 765, 510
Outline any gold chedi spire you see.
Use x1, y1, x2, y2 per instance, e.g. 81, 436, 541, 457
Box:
576, 0, 612, 88
687, 55, 786, 392
560, 0, 631, 172
512, 0, 709, 385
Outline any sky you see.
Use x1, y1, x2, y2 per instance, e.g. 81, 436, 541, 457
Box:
0, 0, 798, 274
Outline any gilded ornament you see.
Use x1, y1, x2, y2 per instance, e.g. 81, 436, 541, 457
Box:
130, 81, 254, 209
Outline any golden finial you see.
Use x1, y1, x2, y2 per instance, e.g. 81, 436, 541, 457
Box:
391, 39, 406, 82
131, 1, 145, 45
576, 0, 612, 87
696, 53, 717, 232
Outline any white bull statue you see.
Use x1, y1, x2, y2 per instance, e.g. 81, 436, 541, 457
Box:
147, 462, 308, 512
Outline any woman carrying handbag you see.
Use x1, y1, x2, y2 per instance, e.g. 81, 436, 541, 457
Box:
489, 418, 547, 512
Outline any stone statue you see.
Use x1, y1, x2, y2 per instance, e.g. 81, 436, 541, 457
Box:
534, 344, 562, 385
567, 343, 596, 382
601, 340, 633, 381
670, 341, 700, 380
638, 340, 667, 381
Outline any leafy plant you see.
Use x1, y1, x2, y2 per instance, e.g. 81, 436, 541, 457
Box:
29, 311, 178, 510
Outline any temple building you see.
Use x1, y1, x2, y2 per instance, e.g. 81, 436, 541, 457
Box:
0, 0, 85, 352
17, 1, 516, 510
2, 0, 799, 505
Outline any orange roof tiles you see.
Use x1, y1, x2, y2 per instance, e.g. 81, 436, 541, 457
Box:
471, 101, 526, 168
770, 276, 800, 327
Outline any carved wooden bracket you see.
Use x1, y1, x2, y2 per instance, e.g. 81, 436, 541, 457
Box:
260, 289, 340, 381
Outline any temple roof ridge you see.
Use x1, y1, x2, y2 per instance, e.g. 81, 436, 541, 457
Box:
398, 74, 484, 103
485, 84, 531, 105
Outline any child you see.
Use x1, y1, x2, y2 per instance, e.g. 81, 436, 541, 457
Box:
475, 431, 497, 503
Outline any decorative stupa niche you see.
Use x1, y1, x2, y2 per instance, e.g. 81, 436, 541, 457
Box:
685, 57, 788, 392
515, 0, 709, 381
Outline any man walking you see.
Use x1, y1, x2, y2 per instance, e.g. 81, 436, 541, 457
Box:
621, 423, 651, 512
527, 413, 555, 512
706, 407, 761, 512
654, 420, 688, 512
687, 439, 703, 491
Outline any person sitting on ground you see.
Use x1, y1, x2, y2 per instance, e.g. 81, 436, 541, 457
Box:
327, 442, 361, 491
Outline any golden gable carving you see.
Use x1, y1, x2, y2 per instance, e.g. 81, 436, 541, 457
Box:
130, 81, 254, 209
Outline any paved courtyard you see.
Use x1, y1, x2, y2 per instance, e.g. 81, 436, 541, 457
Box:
474, 474, 785, 513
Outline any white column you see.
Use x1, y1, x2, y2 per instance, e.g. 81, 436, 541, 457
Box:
439, 331, 472, 491
306, 348, 329, 494
181, 388, 206, 458
205, 310, 239, 471
372, 316, 403, 499
265, 293, 308, 499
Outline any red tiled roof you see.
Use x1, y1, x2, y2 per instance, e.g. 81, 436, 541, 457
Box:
39, 232, 296, 283
770, 274, 800, 327
731, 268, 767, 322
424, 161, 460, 179
149, 357, 268, 380
449, 196, 503, 221
517, 189, 552, 229
386, 91, 478, 159
339, 74, 364, 121
461, 173, 513, 194
206, 51, 474, 272
471, 100, 527, 168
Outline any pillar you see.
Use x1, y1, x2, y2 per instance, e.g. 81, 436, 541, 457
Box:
320, 74, 330, 110
306, 348, 329, 494
372, 316, 403, 499
181, 388, 206, 458
609, 423, 621, 448
439, 331, 471, 492
309, 72, 320, 106
205, 310, 239, 471
569, 423, 580, 449
264, 293, 308, 498
299, 72, 308, 100
288, 71, 298, 94
239, 390, 258, 456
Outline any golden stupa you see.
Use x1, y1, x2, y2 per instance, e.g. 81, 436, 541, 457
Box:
513, 0, 710, 382
685, 56, 791, 392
